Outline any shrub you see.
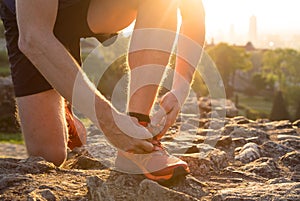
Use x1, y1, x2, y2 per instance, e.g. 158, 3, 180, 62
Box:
270, 91, 290, 121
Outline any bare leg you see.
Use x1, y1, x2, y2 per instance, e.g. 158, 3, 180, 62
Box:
87, 0, 178, 116
16, 89, 67, 166
128, 0, 178, 116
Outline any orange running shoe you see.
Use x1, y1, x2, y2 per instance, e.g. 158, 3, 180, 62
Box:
65, 103, 87, 150
115, 139, 190, 186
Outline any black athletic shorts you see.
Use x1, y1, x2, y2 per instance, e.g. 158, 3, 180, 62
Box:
0, 0, 117, 97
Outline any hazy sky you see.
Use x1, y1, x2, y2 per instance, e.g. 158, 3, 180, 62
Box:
203, 0, 300, 35
122, 0, 300, 48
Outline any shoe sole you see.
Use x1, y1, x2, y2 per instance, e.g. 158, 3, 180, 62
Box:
156, 166, 189, 186
115, 153, 189, 185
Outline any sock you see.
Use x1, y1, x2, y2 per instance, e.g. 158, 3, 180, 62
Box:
128, 112, 150, 127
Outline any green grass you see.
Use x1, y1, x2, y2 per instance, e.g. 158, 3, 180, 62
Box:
0, 65, 10, 76
232, 92, 272, 119
237, 93, 272, 114
0, 118, 91, 145
0, 132, 24, 144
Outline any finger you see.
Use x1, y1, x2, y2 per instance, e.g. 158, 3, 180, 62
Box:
165, 107, 179, 127
138, 140, 154, 153
155, 106, 179, 139
130, 125, 154, 139
124, 147, 145, 154
151, 107, 167, 126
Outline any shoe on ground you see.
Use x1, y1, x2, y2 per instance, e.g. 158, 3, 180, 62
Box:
115, 140, 190, 186
65, 103, 87, 150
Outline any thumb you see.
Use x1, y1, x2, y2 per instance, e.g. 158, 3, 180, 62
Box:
151, 106, 166, 126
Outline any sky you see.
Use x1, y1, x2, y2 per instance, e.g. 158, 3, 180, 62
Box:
203, 0, 300, 35
122, 0, 300, 48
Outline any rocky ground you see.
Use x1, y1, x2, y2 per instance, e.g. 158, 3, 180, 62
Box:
1, 114, 300, 200
0, 76, 299, 200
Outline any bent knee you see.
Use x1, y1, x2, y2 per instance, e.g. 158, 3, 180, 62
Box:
27, 146, 67, 167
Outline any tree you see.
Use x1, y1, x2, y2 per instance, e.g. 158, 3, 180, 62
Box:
270, 91, 290, 121
262, 48, 300, 91
206, 43, 252, 97
252, 73, 267, 91
263, 48, 300, 117
0, 21, 4, 38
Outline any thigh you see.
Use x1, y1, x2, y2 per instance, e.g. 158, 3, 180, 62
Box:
87, 0, 138, 33
16, 90, 67, 159
0, 2, 53, 97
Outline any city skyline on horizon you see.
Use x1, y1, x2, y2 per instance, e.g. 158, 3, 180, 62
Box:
203, 0, 300, 49
205, 15, 300, 50
203, 0, 300, 34
122, 0, 300, 49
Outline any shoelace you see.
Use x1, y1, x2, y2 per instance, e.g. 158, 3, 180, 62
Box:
151, 139, 170, 157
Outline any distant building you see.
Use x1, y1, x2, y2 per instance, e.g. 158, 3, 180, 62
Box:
248, 15, 257, 45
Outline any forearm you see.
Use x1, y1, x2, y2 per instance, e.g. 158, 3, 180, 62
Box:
19, 34, 114, 126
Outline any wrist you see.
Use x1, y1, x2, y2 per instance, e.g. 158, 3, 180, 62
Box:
170, 87, 189, 107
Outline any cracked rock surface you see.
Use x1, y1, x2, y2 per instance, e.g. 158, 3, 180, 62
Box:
0, 98, 299, 200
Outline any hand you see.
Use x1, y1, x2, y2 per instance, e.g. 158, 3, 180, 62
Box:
151, 91, 181, 139
99, 111, 154, 154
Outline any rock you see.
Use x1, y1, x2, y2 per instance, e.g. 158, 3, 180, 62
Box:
240, 157, 281, 179
279, 139, 300, 150
196, 128, 219, 136
178, 148, 228, 175
198, 97, 238, 118
64, 155, 106, 170
87, 172, 145, 201
212, 182, 300, 201
291, 172, 300, 182
192, 135, 232, 149
85, 131, 117, 168
245, 137, 261, 144
225, 124, 269, 144
187, 118, 209, 128
180, 122, 198, 132
0, 174, 31, 189
1, 157, 57, 175
207, 149, 229, 170
268, 128, 298, 137
170, 176, 207, 198
277, 134, 300, 141
138, 179, 200, 201
267, 177, 292, 184
232, 137, 247, 148
293, 119, 300, 128
275, 120, 294, 129
203, 118, 226, 130
280, 151, 300, 172
18, 157, 57, 174
260, 141, 293, 158
178, 153, 212, 176
1, 110, 300, 201
28, 189, 59, 201
86, 176, 107, 201
231, 116, 252, 124
185, 145, 200, 154
185, 118, 207, 128
235, 143, 260, 163
215, 136, 233, 148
